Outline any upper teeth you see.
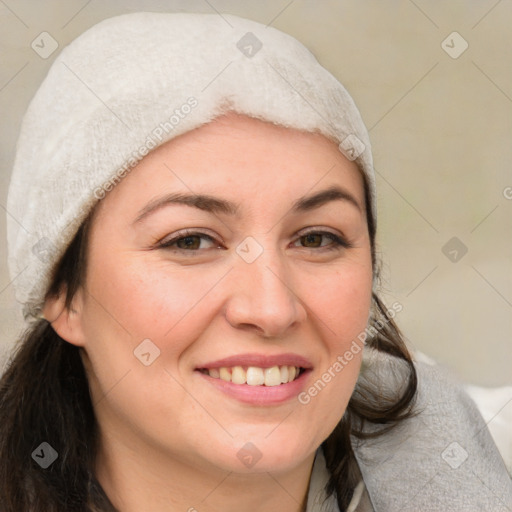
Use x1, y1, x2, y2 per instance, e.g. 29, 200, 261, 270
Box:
205, 365, 300, 386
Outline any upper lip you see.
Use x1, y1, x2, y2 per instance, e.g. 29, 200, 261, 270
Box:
196, 353, 313, 370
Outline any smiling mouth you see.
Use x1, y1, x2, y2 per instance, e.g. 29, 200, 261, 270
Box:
198, 365, 305, 386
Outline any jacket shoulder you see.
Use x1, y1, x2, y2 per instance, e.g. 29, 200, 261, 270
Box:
352, 357, 512, 511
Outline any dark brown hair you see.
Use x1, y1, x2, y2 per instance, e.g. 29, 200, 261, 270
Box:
0, 177, 417, 511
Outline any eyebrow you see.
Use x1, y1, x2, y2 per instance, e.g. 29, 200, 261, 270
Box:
134, 185, 362, 224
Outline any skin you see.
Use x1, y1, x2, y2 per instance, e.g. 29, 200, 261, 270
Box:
44, 113, 373, 512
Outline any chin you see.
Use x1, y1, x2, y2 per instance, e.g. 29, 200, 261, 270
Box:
199, 430, 319, 475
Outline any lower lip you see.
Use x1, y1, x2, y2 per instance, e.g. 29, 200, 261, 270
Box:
196, 370, 311, 406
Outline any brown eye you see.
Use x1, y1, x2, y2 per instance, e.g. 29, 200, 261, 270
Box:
158, 231, 219, 252
296, 231, 350, 250
300, 233, 323, 248
176, 235, 202, 250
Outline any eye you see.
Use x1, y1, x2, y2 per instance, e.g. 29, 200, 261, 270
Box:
293, 230, 351, 251
158, 230, 221, 251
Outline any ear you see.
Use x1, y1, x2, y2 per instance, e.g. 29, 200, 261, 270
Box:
42, 285, 86, 347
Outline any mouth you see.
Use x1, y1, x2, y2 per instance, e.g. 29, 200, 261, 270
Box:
197, 365, 305, 386
194, 353, 313, 404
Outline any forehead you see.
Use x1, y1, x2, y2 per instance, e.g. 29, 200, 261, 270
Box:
166, 112, 346, 167
94, 112, 366, 219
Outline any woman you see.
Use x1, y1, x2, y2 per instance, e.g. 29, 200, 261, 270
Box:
1, 12, 510, 512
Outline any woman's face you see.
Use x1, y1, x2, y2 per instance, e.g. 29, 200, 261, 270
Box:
61, 113, 372, 476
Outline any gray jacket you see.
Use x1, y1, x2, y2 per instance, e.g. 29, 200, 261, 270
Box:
306, 358, 512, 511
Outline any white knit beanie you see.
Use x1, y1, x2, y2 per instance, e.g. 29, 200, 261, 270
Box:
7, 11, 375, 324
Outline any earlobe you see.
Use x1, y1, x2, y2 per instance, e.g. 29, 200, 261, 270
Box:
42, 286, 86, 347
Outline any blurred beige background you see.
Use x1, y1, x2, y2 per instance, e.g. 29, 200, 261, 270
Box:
0, 0, 511, 386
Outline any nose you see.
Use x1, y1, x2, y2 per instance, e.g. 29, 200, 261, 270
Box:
224, 242, 307, 338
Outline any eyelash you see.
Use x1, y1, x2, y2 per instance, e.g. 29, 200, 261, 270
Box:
157, 229, 352, 253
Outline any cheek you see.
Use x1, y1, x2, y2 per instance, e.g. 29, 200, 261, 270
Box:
79, 256, 219, 430
307, 261, 373, 341
82, 254, 225, 355
298, 261, 372, 416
